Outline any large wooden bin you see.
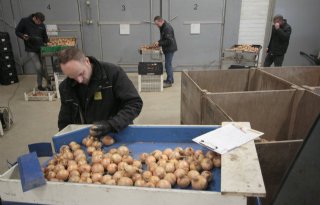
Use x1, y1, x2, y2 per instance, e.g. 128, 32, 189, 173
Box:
181, 69, 294, 125
202, 90, 320, 205
261, 66, 320, 95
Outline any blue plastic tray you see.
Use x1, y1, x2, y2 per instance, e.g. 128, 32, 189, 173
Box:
52, 125, 221, 192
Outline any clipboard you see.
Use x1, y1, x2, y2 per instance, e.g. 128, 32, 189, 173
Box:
192, 123, 264, 155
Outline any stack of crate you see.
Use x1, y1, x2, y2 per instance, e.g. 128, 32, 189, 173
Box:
0, 32, 18, 85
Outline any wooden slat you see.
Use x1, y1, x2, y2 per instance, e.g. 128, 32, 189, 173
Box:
255, 140, 303, 205
221, 122, 266, 197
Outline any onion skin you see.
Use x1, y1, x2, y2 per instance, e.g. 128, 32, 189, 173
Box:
190, 161, 202, 172
165, 162, 175, 173
91, 173, 103, 183
152, 150, 162, 160
79, 164, 91, 173
101, 157, 112, 169
91, 163, 104, 174
205, 151, 216, 159
107, 163, 118, 175
122, 155, 134, 165
177, 176, 190, 188
201, 158, 214, 171
174, 168, 186, 178
56, 169, 69, 181
145, 182, 155, 188
108, 148, 118, 154
69, 170, 80, 177
163, 148, 173, 157
105, 179, 117, 185
188, 170, 200, 180
117, 177, 133, 186
150, 176, 160, 184
134, 179, 146, 187
201, 171, 213, 182
142, 171, 152, 182
68, 175, 80, 183
111, 153, 122, 164
101, 175, 113, 184
132, 173, 143, 182
117, 146, 130, 156
132, 160, 142, 168
156, 179, 172, 189
191, 175, 208, 190
176, 161, 189, 172
67, 164, 78, 172
87, 146, 96, 155
184, 147, 194, 156
113, 171, 124, 181
145, 156, 156, 165
139, 153, 149, 163
212, 156, 221, 168
164, 173, 176, 186
153, 166, 166, 179
102, 136, 115, 146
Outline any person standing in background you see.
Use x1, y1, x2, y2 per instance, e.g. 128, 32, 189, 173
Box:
16, 12, 49, 90
264, 15, 292, 67
153, 16, 177, 88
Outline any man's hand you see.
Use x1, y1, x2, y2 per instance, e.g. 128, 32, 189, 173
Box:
274, 23, 280, 30
89, 121, 112, 139
153, 41, 159, 47
22, 34, 29, 40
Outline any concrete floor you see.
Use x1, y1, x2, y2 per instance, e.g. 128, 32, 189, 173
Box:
0, 73, 181, 173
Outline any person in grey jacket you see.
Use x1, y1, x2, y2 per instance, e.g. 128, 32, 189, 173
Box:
264, 15, 292, 67
153, 16, 177, 88
15, 12, 49, 90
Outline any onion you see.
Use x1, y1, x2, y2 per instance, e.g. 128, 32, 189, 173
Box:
113, 171, 124, 181
82, 136, 94, 147
201, 171, 213, 182
46, 171, 56, 180
67, 164, 78, 172
92, 141, 102, 149
132, 160, 142, 168
56, 169, 69, 181
201, 158, 214, 171
102, 135, 115, 146
46, 164, 55, 172
91, 173, 103, 183
153, 166, 166, 179
147, 162, 158, 172
205, 151, 216, 159
59, 159, 68, 167
177, 176, 190, 188
145, 156, 156, 165
156, 179, 171, 189
101, 157, 112, 169
69, 170, 80, 177
117, 177, 133, 186
80, 177, 93, 184
122, 155, 134, 164
70, 144, 81, 151
174, 147, 184, 154
117, 146, 130, 156
79, 164, 91, 173
184, 147, 194, 156
111, 153, 122, 164
62, 152, 74, 160
69, 141, 77, 147
157, 159, 167, 168
191, 175, 208, 190
145, 182, 155, 188
117, 161, 128, 171
67, 160, 77, 167
152, 150, 162, 160
92, 150, 104, 157
77, 159, 87, 166
134, 179, 146, 187
165, 162, 175, 173
54, 164, 65, 173
176, 160, 189, 172
108, 148, 118, 154
69, 175, 80, 183
142, 171, 152, 182
107, 163, 117, 174
49, 178, 60, 182
164, 173, 176, 186
48, 159, 56, 166
190, 161, 202, 172
169, 159, 179, 167
163, 148, 173, 157
105, 179, 116, 185
159, 154, 169, 161
174, 169, 186, 178
101, 175, 113, 184
75, 153, 86, 162
139, 153, 149, 163
94, 182, 101, 185
132, 173, 142, 182
74, 149, 85, 156
91, 163, 104, 173
81, 172, 91, 179
150, 176, 160, 184
169, 151, 181, 160
104, 153, 112, 158
185, 156, 194, 164
188, 170, 200, 180
194, 150, 205, 161
212, 156, 221, 168
87, 146, 96, 155
92, 154, 103, 164
59, 145, 70, 153
124, 165, 137, 177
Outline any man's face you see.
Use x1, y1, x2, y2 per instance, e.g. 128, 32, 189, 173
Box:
61, 58, 92, 85
33, 17, 42, 25
273, 18, 283, 26
154, 19, 164, 28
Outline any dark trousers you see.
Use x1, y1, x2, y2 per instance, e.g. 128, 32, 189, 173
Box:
263, 53, 285, 67
164, 52, 174, 83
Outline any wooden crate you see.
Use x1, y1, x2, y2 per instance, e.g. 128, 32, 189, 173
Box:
24, 90, 57, 101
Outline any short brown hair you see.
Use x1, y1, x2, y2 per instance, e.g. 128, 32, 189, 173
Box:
273, 14, 284, 22
58, 47, 86, 64
33, 12, 45, 22
154, 16, 163, 22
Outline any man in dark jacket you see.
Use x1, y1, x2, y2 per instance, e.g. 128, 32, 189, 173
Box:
15, 12, 49, 90
57, 48, 143, 138
264, 15, 292, 67
154, 16, 177, 88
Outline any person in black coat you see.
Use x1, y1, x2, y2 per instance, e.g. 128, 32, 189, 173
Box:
15, 12, 49, 90
153, 16, 177, 88
57, 48, 143, 138
264, 15, 292, 67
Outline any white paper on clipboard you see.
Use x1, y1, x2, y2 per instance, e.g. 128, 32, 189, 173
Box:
192, 124, 264, 155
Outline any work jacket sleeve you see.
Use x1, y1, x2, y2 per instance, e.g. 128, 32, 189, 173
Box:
58, 82, 73, 131
158, 27, 175, 47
